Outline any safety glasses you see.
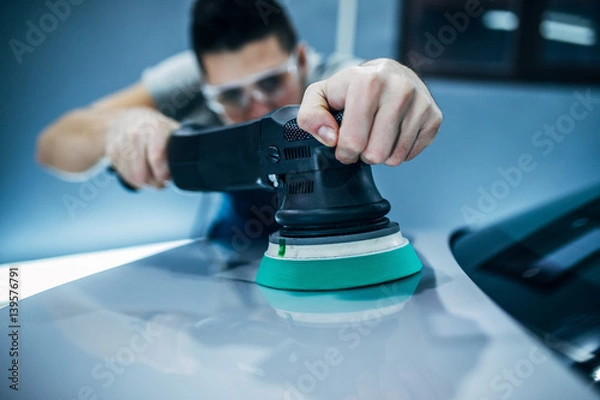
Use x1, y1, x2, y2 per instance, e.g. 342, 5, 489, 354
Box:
201, 54, 299, 114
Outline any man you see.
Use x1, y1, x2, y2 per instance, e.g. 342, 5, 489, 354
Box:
36, 0, 442, 239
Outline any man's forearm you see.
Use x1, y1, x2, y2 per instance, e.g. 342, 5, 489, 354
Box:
36, 107, 120, 174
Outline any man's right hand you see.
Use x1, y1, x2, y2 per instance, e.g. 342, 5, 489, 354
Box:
105, 107, 180, 189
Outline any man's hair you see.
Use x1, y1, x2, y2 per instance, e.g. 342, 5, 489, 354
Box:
191, 0, 298, 71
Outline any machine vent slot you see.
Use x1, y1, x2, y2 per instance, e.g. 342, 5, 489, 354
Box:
287, 180, 314, 195
284, 146, 311, 160
284, 119, 312, 142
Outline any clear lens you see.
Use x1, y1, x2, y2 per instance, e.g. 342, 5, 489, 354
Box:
202, 54, 298, 114
216, 87, 245, 107
256, 73, 286, 94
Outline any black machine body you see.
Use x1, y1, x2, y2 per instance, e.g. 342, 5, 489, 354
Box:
167, 105, 392, 239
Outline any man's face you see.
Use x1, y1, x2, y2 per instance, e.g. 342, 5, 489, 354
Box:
201, 35, 307, 124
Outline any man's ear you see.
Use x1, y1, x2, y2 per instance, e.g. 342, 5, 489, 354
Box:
296, 42, 308, 79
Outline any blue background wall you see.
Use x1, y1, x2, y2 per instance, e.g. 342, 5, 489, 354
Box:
1, 0, 599, 263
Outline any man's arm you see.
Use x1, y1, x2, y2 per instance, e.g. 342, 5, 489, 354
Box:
36, 82, 180, 188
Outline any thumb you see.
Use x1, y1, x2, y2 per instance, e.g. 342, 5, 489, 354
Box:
296, 81, 342, 147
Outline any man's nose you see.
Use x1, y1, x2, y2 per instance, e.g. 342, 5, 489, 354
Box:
245, 90, 275, 120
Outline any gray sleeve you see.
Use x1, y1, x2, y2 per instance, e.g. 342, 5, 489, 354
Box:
141, 50, 207, 121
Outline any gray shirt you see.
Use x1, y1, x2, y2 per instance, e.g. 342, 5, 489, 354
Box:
141, 48, 362, 124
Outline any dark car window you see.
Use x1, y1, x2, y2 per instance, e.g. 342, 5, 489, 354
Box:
400, 0, 600, 82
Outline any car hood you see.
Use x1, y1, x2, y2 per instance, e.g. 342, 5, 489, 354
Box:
1, 226, 595, 400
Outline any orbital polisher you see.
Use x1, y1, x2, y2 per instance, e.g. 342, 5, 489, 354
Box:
167, 106, 422, 291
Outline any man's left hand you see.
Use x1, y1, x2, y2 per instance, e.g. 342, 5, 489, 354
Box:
297, 58, 442, 166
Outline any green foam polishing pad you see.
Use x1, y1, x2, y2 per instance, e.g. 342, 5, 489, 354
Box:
256, 232, 422, 291
258, 272, 421, 325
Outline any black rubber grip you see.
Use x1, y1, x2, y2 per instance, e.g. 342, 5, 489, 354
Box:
283, 110, 344, 142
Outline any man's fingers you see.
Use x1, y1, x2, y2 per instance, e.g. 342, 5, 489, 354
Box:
126, 130, 151, 188
336, 73, 381, 164
384, 100, 424, 167
298, 60, 442, 167
297, 81, 341, 147
405, 109, 443, 161
146, 122, 173, 186
361, 87, 415, 165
